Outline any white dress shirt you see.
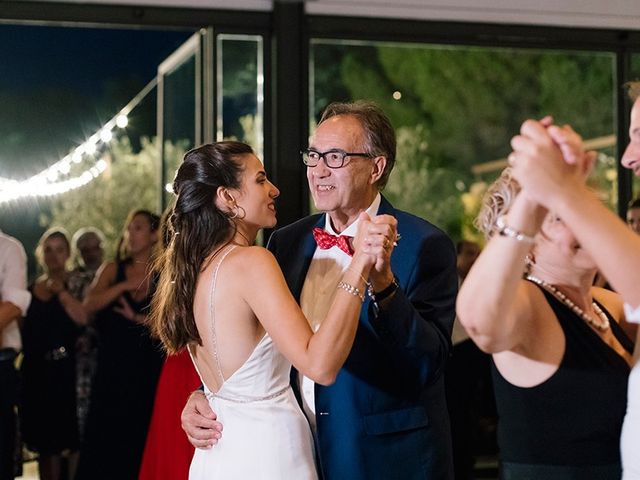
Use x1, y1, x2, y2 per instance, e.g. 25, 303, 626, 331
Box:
0, 229, 31, 350
298, 194, 381, 431
622, 303, 640, 479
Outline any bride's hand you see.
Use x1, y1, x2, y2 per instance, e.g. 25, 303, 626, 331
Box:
354, 213, 398, 290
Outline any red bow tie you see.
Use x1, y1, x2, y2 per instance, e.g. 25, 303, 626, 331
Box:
312, 227, 354, 256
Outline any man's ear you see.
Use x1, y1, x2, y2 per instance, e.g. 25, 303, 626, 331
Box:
370, 155, 387, 185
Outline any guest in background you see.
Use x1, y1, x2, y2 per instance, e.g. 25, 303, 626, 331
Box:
0, 229, 31, 479
21, 228, 87, 480
626, 198, 640, 235
68, 227, 105, 442
75, 210, 164, 480
447, 239, 496, 480
456, 240, 480, 283
72, 227, 105, 276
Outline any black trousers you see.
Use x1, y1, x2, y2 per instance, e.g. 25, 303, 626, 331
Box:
445, 339, 495, 480
0, 357, 19, 480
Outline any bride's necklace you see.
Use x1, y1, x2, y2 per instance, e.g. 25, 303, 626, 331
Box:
526, 275, 610, 331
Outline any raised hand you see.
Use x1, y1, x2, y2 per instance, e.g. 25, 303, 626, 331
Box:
508, 119, 586, 208
45, 277, 66, 295
360, 213, 398, 292
113, 296, 139, 323
120, 275, 143, 293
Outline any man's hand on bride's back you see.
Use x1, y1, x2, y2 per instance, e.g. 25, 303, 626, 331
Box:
182, 390, 223, 449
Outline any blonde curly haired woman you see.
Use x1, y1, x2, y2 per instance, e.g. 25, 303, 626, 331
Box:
457, 119, 634, 480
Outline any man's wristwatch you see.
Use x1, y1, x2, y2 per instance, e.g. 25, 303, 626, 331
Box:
373, 277, 399, 303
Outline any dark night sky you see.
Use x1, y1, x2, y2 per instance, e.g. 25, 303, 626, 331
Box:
0, 22, 194, 275
0, 23, 191, 96
0, 23, 193, 175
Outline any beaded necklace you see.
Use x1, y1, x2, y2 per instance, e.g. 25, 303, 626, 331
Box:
526, 275, 610, 331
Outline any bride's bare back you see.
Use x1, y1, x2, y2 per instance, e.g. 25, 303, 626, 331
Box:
192, 245, 267, 394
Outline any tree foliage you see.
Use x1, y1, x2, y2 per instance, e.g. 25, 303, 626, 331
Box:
314, 42, 617, 241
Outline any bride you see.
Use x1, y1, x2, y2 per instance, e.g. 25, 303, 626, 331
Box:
149, 141, 387, 479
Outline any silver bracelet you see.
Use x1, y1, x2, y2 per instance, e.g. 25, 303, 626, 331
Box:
346, 267, 373, 298
337, 281, 365, 302
495, 215, 535, 244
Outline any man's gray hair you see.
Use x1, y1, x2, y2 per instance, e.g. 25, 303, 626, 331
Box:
319, 100, 396, 190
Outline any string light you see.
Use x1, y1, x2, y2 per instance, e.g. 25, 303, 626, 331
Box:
0, 77, 157, 205
116, 114, 128, 128
100, 128, 113, 143
0, 159, 108, 204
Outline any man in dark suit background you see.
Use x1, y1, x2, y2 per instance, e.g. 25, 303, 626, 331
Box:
182, 101, 458, 479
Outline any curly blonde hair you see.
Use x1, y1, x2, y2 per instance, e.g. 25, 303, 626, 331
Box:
474, 167, 521, 239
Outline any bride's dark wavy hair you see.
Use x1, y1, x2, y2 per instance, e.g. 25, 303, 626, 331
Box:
150, 141, 252, 353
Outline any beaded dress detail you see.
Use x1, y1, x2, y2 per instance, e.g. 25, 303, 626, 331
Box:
188, 245, 318, 479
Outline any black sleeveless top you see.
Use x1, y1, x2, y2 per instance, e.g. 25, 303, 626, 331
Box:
75, 260, 164, 480
492, 284, 633, 479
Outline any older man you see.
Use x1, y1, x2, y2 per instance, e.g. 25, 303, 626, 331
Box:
0, 229, 31, 479
182, 101, 457, 479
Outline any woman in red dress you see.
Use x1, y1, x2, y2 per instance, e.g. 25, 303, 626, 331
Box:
138, 348, 200, 480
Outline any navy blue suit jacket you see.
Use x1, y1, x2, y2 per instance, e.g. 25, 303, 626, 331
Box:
267, 196, 457, 480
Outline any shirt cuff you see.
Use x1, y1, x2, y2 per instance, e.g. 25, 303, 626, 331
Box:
2, 288, 31, 316
624, 302, 640, 324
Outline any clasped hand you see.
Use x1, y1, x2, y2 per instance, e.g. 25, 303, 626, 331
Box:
352, 212, 398, 290
508, 116, 596, 208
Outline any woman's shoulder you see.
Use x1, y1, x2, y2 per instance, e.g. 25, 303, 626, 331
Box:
200, 246, 281, 296
229, 245, 276, 266
91, 261, 118, 285
97, 260, 117, 275
204, 244, 277, 271
219, 245, 279, 282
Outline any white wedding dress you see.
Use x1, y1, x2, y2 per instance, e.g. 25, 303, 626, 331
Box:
189, 246, 318, 480
622, 303, 640, 479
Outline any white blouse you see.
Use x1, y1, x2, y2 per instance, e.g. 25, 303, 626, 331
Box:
621, 303, 639, 479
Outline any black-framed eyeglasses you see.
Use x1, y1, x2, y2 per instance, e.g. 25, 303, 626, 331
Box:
301, 148, 373, 169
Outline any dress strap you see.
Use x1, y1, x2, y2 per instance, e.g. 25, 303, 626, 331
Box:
209, 244, 237, 384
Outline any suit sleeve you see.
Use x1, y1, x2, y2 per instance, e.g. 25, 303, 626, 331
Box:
367, 229, 457, 386
266, 229, 279, 254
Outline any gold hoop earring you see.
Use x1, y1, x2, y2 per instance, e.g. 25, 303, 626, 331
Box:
228, 204, 246, 220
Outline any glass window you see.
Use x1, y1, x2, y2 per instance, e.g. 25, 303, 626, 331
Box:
158, 33, 200, 209
216, 34, 264, 158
